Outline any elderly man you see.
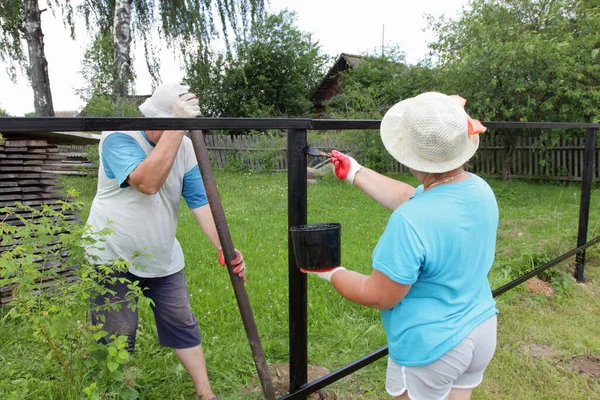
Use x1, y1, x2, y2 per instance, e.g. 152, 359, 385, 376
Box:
85, 82, 245, 400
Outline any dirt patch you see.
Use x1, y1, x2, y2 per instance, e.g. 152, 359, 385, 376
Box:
526, 277, 554, 296
242, 364, 339, 399
571, 356, 600, 379
517, 343, 555, 360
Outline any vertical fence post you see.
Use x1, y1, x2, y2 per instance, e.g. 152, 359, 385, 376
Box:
287, 129, 308, 395
575, 128, 596, 282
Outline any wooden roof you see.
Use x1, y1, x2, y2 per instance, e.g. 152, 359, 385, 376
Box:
310, 53, 364, 106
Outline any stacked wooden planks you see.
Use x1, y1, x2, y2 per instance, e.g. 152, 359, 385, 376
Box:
0, 137, 80, 304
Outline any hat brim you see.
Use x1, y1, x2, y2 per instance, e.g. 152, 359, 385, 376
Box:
380, 97, 480, 173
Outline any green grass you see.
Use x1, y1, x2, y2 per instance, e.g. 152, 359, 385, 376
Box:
2, 171, 600, 399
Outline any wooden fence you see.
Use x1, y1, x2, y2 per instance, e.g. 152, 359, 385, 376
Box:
204, 133, 600, 181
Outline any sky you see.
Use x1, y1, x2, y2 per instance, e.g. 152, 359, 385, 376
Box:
0, 0, 469, 117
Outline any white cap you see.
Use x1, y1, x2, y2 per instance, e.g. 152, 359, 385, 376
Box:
380, 92, 479, 173
139, 82, 189, 117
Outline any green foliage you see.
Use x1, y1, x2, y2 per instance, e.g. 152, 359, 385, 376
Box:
324, 47, 436, 119
321, 49, 442, 171
79, 94, 141, 117
76, 30, 119, 102
428, 0, 600, 123
0, 192, 148, 399
76, 144, 100, 177
186, 10, 329, 118
0, 107, 10, 116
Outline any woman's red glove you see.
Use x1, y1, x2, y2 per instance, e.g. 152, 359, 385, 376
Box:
329, 150, 362, 184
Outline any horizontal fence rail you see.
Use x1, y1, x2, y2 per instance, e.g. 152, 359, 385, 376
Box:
1, 117, 599, 133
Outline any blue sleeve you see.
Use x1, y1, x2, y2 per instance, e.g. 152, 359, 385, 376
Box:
101, 133, 147, 188
372, 213, 424, 285
182, 165, 208, 209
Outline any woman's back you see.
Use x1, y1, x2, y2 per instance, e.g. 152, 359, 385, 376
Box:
372, 173, 499, 367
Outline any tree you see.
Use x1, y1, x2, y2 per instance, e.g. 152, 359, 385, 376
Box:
429, 0, 600, 123
0, 0, 72, 116
77, 0, 265, 100
428, 0, 600, 179
185, 10, 329, 118
320, 48, 442, 172
324, 47, 441, 120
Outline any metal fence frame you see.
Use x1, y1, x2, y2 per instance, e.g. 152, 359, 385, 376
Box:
1, 117, 599, 399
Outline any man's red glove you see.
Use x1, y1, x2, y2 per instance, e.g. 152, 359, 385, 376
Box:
218, 247, 246, 281
329, 150, 362, 184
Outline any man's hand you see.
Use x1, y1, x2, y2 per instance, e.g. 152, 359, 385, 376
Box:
172, 93, 200, 118
300, 266, 346, 282
329, 150, 362, 184
218, 247, 246, 281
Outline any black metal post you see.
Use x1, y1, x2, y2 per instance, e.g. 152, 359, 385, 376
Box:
287, 129, 308, 395
575, 128, 596, 283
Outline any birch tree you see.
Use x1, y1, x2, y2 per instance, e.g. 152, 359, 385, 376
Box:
0, 0, 72, 116
78, 0, 265, 99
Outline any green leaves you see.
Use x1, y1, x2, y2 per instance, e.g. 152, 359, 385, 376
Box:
185, 10, 329, 118
429, 0, 600, 124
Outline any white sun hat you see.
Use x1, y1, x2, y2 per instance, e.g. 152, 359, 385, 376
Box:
139, 82, 189, 117
380, 92, 486, 173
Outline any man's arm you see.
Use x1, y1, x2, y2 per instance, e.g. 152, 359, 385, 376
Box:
127, 93, 201, 194
127, 132, 185, 194
190, 205, 221, 249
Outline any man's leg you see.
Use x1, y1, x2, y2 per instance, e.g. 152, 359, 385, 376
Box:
145, 270, 215, 399
175, 344, 215, 399
90, 269, 139, 352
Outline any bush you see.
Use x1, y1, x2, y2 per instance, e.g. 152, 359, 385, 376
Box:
0, 191, 149, 399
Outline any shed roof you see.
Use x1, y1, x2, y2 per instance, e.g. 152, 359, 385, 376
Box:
310, 53, 364, 106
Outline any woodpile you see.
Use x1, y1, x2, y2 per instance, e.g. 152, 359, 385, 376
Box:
0, 137, 80, 304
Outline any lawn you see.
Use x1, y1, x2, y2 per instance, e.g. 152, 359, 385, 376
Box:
1, 170, 600, 399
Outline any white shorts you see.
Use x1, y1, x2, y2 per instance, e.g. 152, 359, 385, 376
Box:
386, 315, 497, 400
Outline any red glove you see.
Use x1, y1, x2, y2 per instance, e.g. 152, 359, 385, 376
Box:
218, 247, 246, 281
329, 150, 362, 183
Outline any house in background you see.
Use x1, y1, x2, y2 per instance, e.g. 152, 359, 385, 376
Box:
310, 53, 363, 116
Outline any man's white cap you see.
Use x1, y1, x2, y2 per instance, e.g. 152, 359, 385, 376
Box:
139, 82, 189, 117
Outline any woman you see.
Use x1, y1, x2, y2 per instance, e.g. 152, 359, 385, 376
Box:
304, 92, 499, 400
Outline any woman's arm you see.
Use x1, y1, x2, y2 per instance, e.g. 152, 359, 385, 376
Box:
353, 167, 416, 211
329, 268, 411, 310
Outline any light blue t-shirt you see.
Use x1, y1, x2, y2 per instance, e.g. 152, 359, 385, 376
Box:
373, 173, 499, 367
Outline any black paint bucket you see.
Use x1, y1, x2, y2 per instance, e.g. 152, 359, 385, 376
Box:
289, 223, 341, 271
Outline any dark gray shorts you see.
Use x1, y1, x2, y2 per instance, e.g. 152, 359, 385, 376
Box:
91, 268, 201, 351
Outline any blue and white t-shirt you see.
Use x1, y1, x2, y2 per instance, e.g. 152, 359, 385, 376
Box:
373, 173, 499, 367
85, 131, 208, 277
